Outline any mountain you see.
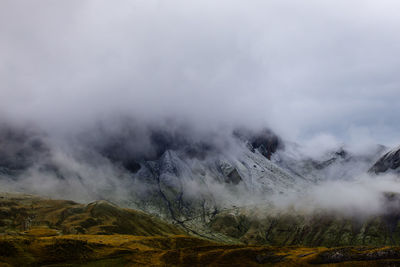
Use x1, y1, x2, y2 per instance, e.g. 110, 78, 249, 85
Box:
0, 123, 313, 227
131, 143, 310, 222
370, 145, 400, 175
1, 122, 399, 250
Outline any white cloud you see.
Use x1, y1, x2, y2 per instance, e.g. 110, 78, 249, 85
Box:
0, 0, 399, 145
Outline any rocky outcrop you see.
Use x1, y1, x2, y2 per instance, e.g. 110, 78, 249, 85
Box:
225, 169, 242, 185
369, 145, 400, 174
233, 128, 283, 160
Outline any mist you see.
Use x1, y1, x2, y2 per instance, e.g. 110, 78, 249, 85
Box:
1, 0, 400, 146
1, 0, 400, 223
0, 118, 397, 220
269, 174, 400, 217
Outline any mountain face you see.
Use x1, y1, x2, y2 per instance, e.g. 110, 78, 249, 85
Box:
130, 144, 310, 229
0, 123, 308, 222
370, 146, 400, 175
117, 126, 311, 231
0, 121, 399, 247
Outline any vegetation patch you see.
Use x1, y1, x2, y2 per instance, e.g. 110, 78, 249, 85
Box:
0, 241, 17, 257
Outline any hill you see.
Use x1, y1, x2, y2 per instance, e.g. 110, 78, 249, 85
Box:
3, 193, 400, 266
0, 192, 184, 237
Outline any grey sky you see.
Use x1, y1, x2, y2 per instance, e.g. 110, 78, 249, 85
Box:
1, 0, 400, 146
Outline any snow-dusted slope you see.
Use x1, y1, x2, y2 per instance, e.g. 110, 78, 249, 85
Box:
129, 140, 312, 224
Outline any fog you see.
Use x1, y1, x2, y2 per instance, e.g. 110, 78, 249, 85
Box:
1, 1, 400, 219
0, 118, 397, 219
271, 174, 400, 217
1, 0, 400, 146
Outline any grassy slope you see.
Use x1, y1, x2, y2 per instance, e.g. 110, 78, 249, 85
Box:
210, 208, 400, 247
3, 234, 400, 266
0, 192, 184, 237
2, 193, 400, 266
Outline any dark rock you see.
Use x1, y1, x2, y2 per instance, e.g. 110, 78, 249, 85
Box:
150, 128, 216, 160
225, 169, 242, 185
122, 160, 141, 173
369, 146, 400, 174
233, 128, 283, 160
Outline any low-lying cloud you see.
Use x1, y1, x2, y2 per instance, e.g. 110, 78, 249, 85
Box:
272, 174, 400, 217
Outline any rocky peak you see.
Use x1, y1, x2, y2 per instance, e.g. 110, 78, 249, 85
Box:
233, 128, 283, 160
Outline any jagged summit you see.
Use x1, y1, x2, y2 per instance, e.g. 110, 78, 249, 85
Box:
233, 127, 283, 159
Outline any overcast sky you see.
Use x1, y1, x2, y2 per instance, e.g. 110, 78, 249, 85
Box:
1, 0, 400, 147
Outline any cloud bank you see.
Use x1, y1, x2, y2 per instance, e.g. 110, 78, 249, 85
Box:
1, 0, 400, 145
